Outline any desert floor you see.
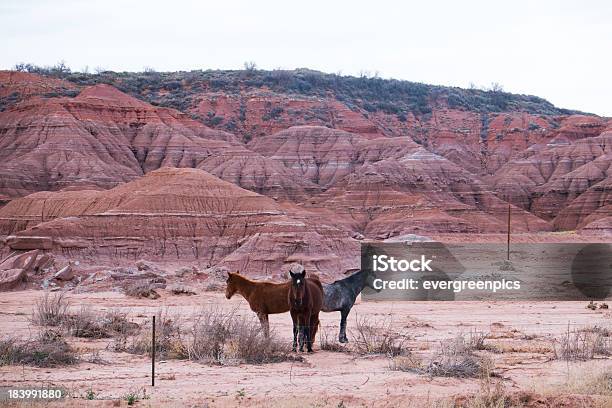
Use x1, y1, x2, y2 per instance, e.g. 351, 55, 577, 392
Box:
0, 290, 610, 407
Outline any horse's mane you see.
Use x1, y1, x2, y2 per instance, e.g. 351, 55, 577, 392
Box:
307, 274, 323, 290
231, 273, 287, 286
332, 269, 365, 285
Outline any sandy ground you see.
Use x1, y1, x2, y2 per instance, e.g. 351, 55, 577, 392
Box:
0, 290, 610, 407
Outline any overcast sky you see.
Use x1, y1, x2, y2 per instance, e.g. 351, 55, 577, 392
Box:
1, 0, 610, 116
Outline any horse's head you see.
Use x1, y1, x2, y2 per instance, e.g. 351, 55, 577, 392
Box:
364, 269, 382, 293
225, 271, 240, 299
289, 267, 307, 307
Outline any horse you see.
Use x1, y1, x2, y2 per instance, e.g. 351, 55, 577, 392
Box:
288, 268, 323, 353
225, 271, 290, 337
321, 268, 381, 343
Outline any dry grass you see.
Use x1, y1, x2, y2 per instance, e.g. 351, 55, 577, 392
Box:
126, 307, 294, 365
31, 291, 70, 327
561, 365, 612, 397
64, 307, 139, 339
128, 309, 186, 359
318, 326, 348, 352
0, 329, 78, 367
489, 341, 553, 354
389, 354, 423, 373
32, 292, 139, 340
169, 284, 197, 296
124, 280, 159, 299
187, 307, 293, 364
458, 377, 510, 408
554, 324, 611, 360
351, 316, 410, 356
425, 334, 494, 379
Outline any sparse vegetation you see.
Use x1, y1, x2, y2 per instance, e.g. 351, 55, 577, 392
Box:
459, 370, 511, 408
123, 388, 148, 405
389, 354, 423, 373
0, 329, 78, 367
187, 307, 293, 364
32, 293, 139, 340
13, 63, 580, 117
64, 307, 139, 339
560, 365, 612, 396
169, 284, 197, 296
124, 280, 160, 299
318, 326, 348, 352
351, 316, 409, 356
393, 334, 495, 379
32, 291, 70, 327
126, 307, 295, 365
554, 325, 611, 360
129, 309, 187, 359
85, 389, 95, 400
425, 334, 493, 378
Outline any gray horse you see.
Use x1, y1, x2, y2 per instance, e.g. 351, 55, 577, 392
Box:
322, 269, 381, 343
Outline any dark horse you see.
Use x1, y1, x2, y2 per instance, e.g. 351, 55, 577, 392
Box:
288, 268, 323, 352
321, 268, 381, 343
225, 271, 290, 337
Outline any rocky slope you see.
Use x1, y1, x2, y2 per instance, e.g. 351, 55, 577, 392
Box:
0, 69, 610, 280
0, 167, 356, 276
0, 81, 318, 201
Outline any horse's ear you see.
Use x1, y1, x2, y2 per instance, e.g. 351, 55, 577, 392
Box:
301, 270, 307, 278
289, 270, 295, 278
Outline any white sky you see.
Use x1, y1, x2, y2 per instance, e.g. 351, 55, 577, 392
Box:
1, 0, 610, 116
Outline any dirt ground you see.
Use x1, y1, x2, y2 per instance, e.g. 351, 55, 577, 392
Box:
0, 290, 610, 407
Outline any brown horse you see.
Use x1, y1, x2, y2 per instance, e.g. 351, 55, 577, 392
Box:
225, 271, 290, 336
288, 268, 323, 353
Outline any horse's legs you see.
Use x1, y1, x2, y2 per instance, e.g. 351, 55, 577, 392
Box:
298, 317, 305, 352
307, 315, 318, 353
257, 313, 269, 338
292, 323, 298, 352
304, 319, 312, 353
339, 308, 350, 343
291, 312, 298, 352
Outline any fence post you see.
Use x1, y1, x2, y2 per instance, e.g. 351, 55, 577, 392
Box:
152, 315, 156, 387
507, 204, 511, 261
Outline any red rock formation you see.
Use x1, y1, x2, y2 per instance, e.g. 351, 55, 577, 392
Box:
0, 71, 78, 101
195, 92, 383, 141
248, 126, 368, 187
1, 168, 356, 276
0, 83, 317, 201
249, 126, 551, 235
492, 128, 612, 226
0, 72, 610, 279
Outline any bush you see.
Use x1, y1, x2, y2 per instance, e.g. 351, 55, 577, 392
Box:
32, 291, 70, 327
124, 280, 160, 299
32, 292, 139, 340
561, 366, 612, 396
318, 326, 348, 352
127, 307, 295, 365
64, 307, 139, 339
389, 354, 423, 373
169, 284, 197, 296
187, 307, 292, 364
425, 334, 493, 378
554, 325, 611, 360
351, 316, 409, 356
0, 330, 78, 367
129, 310, 186, 360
